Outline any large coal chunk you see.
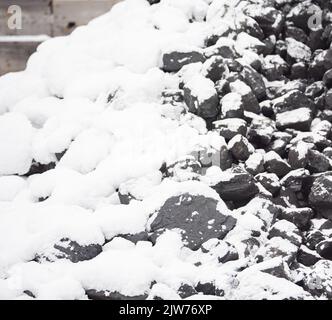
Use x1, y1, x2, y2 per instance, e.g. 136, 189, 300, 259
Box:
213, 118, 247, 142
195, 281, 224, 296
241, 65, 266, 101
235, 14, 265, 40
248, 115, 276, 147
228, 134, 254, 161
204, 38, 238, 59
305, 229, 327, 251
201, 56, 227, 82
288, 141, 310, 169
307, 150, 331, 174
255, 172, 280, 196
262, 55, 289, 81
297, 245, 321, 267
162, 50, 205, 73
245, 152, 265, 176
264, 151, 291, 178
308, 49, 332, 80
305, 81, 325, 99
274, 187, 300, 209
272, 90, 316, 114
325, 88, 332, 109
280, 168, 310, 192
230, 80, 260, 114
285, 38, 312, 63
286, 1, 322, 32
177, 283, 198, 299
285, 26, 308, 44
183, 75, 220, 119
35, 238, 102, 263
309, 174, 332, 219
268, 220, 302, 247
290, 62, 308, 80
316, 240, 332, 261
220, 92, 244, 119
323, 69, 332, 88
276, 107, 313, 131
246, 6, 284, 36
149, 194, 236, 250
212, 167, 259, 202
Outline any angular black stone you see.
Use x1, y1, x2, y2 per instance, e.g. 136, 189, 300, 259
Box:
305, 230, 327, 250
228, 135, 253, 161
268, 220, 302, 246
285, 26, 308, 44
323, 69, 332, 88
162, 50, 205, 73
309, 174, 332, 219
264, 151, 291, 178
308, 49, 332, 80
262, 55, 289, 81
325, 88, 332, 109
241, 65, 266, 101
184, 81, 220, 119
202, 56, 227, 83
280, 169, 310, 192
35, 238, 102, 263
248, 116, 276, 148
276, 107, 313, 131
255, 172, 280, 196
213, 118, 247, 142
305, 81, 325, 99
150, 194, 236, 250
307, 150, 331, 174
177, 284, 197, 299
297, 245, 321, 267
273, 90, 316, 114
316, 240, 332, 260
212, 168, 259, 202
245, 6, 284, 36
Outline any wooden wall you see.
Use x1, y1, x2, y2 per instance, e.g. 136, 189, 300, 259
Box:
0, 0, 122, 75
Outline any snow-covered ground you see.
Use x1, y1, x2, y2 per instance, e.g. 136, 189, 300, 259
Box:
0, 0, 332, 300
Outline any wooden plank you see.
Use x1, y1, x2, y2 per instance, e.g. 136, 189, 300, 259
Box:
0, 0, 52, 36
0, 40, 42, 75
0, 1, 123, 75
52, 0, 122, 36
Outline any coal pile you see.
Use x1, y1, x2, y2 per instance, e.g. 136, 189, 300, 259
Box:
1, 0, 332, 300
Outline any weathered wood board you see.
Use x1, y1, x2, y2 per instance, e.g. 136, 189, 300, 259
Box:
53, 0, 122, 36
0, 0, 123, 75
0, 40, 42, 75
0, 0, 53, 36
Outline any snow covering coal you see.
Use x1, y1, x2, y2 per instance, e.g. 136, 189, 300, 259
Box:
1, 0, 332, 301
